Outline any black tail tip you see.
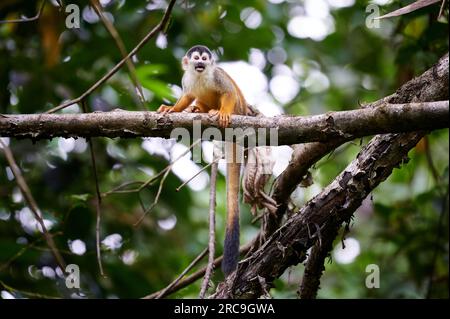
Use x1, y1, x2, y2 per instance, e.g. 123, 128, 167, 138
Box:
222, 226, 239, 276
221, 254, 238, 277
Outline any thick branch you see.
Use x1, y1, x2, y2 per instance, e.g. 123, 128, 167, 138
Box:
298, 224, 339, 299
254, 52, 449, 250
0, 101, 448, 144
214, 131, 424, 298
228, 53, 449, 298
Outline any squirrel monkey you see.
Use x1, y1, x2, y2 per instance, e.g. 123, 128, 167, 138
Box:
157, 45, 247, 276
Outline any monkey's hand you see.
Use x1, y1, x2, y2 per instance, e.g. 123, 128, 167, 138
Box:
208, 109, 219, 117
157, 104, 175, 113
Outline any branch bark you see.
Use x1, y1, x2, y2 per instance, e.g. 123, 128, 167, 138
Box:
0, 101, 448, 144
214, 131, 424, 298
298, 223, 339, 299
213, 52, 449, 298
254, 52, 449, 251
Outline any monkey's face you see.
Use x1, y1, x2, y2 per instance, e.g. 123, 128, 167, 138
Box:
182, 46, 214, 74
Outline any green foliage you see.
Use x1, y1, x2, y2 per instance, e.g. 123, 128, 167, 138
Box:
0, 0, 448, 299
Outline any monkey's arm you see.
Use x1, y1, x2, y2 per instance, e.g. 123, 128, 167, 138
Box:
217, 92, 237, 128
157, 94, 195, 113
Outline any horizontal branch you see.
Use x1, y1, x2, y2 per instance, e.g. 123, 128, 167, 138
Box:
0, 101, 448, 145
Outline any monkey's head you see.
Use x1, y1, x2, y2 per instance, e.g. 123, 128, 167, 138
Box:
182, 45, 214, 74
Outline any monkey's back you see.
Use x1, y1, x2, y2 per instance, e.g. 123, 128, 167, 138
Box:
214, 67, 247, 115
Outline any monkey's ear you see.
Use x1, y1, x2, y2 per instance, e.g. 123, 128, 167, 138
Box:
211, 51, 218, 64
182, 56, 189, 70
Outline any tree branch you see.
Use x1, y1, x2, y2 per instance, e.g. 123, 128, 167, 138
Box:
214, 131, 425, 298
199, 160, 218, 298
253, 52, 449, 252
298, 223, 340, 299
143, 240, 255, 299
222, 52, 449, 298
0, 0, 46, 24
155, 248, 208, 299
0, 101, 448, 144
90, 0, 146, 108
0, 140, 66, 272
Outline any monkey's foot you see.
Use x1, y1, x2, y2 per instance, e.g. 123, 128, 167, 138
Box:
190, 105, 202, 113
208, 109, 219, 116
157, 105, 174, 113
208, 110, 231, 127
208, 109, 220, 124
218, 111, 231, 128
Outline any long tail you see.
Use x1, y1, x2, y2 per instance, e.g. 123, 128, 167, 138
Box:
222, 142, 241, 277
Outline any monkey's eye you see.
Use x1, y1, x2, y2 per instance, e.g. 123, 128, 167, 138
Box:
202, 56, 207, 61
194, 56, 199, 60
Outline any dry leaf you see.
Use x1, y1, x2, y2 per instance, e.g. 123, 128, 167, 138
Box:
242, 147, 278, 215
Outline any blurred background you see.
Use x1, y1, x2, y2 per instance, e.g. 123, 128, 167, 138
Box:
0, 0, 448, 298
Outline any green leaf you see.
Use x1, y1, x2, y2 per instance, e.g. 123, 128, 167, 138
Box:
70, 194, 91, 202
142, 79, 175, 101
136, 64, 169, 78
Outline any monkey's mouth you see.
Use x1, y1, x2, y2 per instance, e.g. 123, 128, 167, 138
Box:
195, 63, 206, 73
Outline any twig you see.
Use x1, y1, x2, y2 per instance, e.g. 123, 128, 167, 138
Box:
138, 166, 170, 191
0, 232, 62, 272
45, 0, 177, 114
103, 139, 202, 196
155, 248, 209, 299
0, 0, 46, 24
438, 0, 447, 19
426, 182, 449, 298
199, 159, 218, 298
374, 0, 440, 20
138, 139, 202, 191
0, 140, 66, 272
0, 240, 41, 273
143, 240, 255, 299
0, 280, 61, 299
423, 136, 440, 183
176, 158, 219, 192
101, 181, 145, 197
137, 192, 147, 216
85, 122, 104, 278
81, 100, 105, 276
89, 0, 146, 109
102, 139, 203, 226
134, 167, 170, 226
134, 140, 203, 225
